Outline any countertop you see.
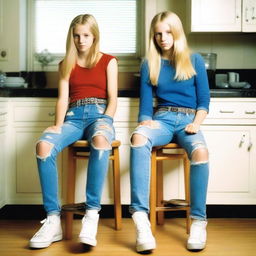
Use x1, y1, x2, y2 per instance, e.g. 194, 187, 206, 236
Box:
1, 87, 256, 98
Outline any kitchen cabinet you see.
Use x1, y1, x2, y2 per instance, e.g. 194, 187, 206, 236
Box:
0, 99, 7, 208
203, 98, 256, 204
5, 98, 62, 204
189, 0, 256, 32
242, 0, 256, 32
202, 126, 256, 204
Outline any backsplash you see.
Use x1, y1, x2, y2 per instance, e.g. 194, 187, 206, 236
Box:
4, 69, 256, 92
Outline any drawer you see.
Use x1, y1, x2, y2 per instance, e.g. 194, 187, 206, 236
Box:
14, 106, 55, 122
208, 102, 256, 119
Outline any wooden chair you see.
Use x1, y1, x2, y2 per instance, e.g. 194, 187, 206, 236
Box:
62, 140, 122, 239
150, 143, 191, 234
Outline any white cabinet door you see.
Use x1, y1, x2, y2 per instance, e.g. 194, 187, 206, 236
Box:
190, 0, 242, 32
0, 103, 7, 208
0, 127, 6, 208
5, 99, 62, 204
202, 125, 256, 204
242, 0, 256, 31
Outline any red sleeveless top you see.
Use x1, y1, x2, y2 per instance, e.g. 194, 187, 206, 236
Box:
69, 53, 116, 103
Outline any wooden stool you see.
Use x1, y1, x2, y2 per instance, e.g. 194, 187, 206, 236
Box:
62, 140, 122, 239
150, 143, 191, 234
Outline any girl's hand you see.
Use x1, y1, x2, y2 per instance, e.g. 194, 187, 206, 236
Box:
185, 123, 200, 134
44, 125, 61, 134
139, 120, 159, 128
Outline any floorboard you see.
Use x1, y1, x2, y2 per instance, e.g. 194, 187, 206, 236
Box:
0, 218, 255, 256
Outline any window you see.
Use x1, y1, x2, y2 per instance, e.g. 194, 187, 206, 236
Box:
27, 0, 144, 72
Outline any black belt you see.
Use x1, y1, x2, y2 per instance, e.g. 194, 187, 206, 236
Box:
69, 97, 107, 108
157, 106, 196, 114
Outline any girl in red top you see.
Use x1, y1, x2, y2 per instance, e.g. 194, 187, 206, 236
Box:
30, 14, 118, 249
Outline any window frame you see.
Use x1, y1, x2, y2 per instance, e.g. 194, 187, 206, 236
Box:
27, 0, 145, 72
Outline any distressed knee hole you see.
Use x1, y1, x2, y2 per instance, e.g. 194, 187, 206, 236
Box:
131, 133, 148, 147
91, 135, 111, 150
191, 147, 209, 164
36, 141, 54, 159
97, 123, 112, 131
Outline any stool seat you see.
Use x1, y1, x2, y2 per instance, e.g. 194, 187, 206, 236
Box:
62, 139, 122, 239
71, 140, 121, 148
150, 143, 191, 234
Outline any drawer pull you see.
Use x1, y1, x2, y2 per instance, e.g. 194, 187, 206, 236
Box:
48, 112, 55, 117
0, 112, 7, 116
245, 111, 255, 114
219, 110, 234, 113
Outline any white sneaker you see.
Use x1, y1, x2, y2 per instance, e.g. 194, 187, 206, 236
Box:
29, 215, 63, 248
187, 219, 207, 251
132, 211, 156, 252
79, 210, 99, 246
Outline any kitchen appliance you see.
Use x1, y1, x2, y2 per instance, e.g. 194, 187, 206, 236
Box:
200, 53, 217, 89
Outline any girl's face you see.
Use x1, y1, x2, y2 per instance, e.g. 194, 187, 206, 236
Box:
73, 24, 94, 54
154, 21, 174, 57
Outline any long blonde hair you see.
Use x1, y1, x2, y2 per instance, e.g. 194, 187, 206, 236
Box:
147, 11, 196, 85
60, 14, 100, 79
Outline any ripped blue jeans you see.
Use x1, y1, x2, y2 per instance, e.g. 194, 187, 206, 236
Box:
130, 110, 209, 220
36, 104, 115, 215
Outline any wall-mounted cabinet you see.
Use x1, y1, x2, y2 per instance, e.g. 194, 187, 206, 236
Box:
189, 0, 256, 32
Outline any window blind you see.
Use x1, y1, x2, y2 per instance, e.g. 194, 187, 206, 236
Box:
34, 0, 137, 55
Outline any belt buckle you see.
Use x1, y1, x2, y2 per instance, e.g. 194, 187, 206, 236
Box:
171, 107, 178, 112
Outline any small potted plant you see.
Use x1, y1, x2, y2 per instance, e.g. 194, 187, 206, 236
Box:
34, 49, 55, 88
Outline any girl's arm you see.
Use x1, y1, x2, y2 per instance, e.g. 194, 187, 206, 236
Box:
45, 66, 69, 133
185, 109, 208, 134
54, 76, 69, 127
104, 58, 118, 118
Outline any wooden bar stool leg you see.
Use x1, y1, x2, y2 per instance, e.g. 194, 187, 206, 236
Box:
157, 159, 164, 225
112, 146, 122, 230
183, 152, 191, 234
65, 147, 76, 240
150, 149, 157, 234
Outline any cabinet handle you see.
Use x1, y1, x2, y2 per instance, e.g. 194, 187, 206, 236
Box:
239, 134, 245, 147
245, 111, 255, 114
48, 112, 55, 117
248, 142, 253, 151
0, 112, 7, 116
245, 7, 249, 22
219, 110, 234, 113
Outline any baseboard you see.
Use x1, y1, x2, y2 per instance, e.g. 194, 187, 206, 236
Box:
0, 204, 255, 220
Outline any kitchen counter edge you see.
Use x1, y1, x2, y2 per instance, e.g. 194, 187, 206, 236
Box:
1, 88, 256, 98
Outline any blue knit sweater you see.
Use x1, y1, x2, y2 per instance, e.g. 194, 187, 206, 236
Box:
138, 53, 210, 122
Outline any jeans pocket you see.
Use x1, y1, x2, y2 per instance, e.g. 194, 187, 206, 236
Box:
96, 104, 106, 114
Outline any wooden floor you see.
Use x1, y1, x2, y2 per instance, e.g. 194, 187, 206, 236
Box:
0, 218, 255, 256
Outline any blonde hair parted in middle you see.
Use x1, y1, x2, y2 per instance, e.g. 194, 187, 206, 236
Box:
147, 11, 196, 85
60, 14, 100, 79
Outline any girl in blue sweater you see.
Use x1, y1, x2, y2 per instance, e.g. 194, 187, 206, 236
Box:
130, 11, 210, 253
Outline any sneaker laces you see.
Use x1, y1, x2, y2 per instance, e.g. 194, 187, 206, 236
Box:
189, 221, 206, 240
80, 215, 98, 237
32, 218, 56, 239
135, 217, 152, 239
